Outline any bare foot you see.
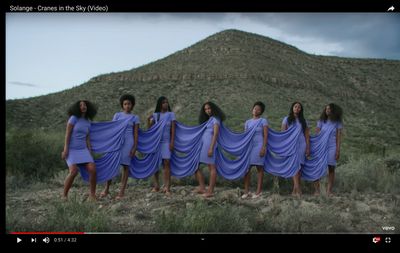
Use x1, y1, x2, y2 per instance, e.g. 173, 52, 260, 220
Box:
115, 194, 124, 200
291, 191, 301, 198
192, 188, 206, 194
100, 191, 109, 198
202, 192, 214, 198
61, 195, 68, 201
165, 191, 172, 197
252, 192, 262, 199
313, 191, 320, 196
241, 193, 251, 199
161, 187, 171, 194
151, 187, 160, 193
327, 191, 334, 197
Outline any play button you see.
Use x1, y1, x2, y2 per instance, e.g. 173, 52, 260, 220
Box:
17, 237, 22, 243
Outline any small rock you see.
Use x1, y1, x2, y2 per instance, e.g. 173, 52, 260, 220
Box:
110, 203, 122, 212
355, 201, 371, 212
261, 206, 272, 213
186, 203, 194, 209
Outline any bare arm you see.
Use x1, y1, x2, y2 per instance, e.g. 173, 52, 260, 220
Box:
147, 115, 154, 129
62, 123, 73, 159
130, 124, 139, 157
281, 123, 288, 131
316, 127, 321, 134
260, 126, 268, 157
170, 120, 176, 151
305, 127, 310, 157
336, 129, 342, 160
208, 124, 219, 157
86, 134, 92, 152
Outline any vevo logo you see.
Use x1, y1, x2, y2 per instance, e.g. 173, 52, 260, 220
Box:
382, 226, 395, 231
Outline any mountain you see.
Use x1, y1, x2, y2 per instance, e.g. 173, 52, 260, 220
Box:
6, 29, 400, 152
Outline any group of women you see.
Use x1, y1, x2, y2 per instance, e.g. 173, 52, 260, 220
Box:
61, 95, 343, 201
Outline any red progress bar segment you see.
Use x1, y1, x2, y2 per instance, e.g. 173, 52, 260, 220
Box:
10, 232, 85, 234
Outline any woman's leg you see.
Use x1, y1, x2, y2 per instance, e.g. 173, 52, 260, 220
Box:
242, 168, 251, 198
163, 159, 171, 195
152, 171, 160, 192
313, 180, 320, 196
63, 164, 79, 199
101, 180, 112, 197
194, 167, 206, 194
292, 169, 302, 197
203, 164, 216, 198
327, 165, 335, 196
86, 162, 97, 200
255, 166, 264, 196
117, 166, 129, 199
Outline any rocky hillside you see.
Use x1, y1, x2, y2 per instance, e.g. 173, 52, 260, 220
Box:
6, 29, 400, 152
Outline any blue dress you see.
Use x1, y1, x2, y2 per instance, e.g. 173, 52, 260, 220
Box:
199, 116, 220, 165
65, 115, 94, 167
113, 112, 140, 165
317, 120, 343, 166
282, 116, 308, 165
245, 118, 269, 166
152, 112, 176, 159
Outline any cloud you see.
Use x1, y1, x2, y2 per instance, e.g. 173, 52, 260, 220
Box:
8, 81, 39, 87
135, 13, 400, 60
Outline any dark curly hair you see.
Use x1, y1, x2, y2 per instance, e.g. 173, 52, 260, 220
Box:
67, 100, 97, 120
119, 94, 136, 109
287, 101, 307, 133
199, 101, 226, 124
320, 103, 343, 123
154, 96, 172, 113
253, 101, 265, 114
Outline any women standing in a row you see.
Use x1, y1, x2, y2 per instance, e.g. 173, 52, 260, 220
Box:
101, 94, 139, 199
313, 103, 343, 196
62, 100, 98, 201
194, 101, 225, 198
281, 102, 310, 197
148, 96, 176, 196
241, 102, 269, 199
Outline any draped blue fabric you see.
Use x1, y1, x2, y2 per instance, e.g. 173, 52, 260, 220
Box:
78, 118, 131, 183
76, 117, 334, 183
264, 126, 303, 178
129, 119, 167, 179
90, 118, 131, 153
170, 121, 208, 178
215, 122, 260, 180
302, 123, 336, 181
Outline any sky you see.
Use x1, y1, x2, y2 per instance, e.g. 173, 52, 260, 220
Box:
6, 13, 400, 100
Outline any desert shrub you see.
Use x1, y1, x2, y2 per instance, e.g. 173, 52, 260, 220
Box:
6, 128, 65, 183
336, 154, 400, 194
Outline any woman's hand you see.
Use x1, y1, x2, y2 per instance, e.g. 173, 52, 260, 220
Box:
259, 147, 266, 157
335, 149, 340, 160
130, 148, 137, 157
61, 149, 68, 160
306, 146, 310, 157
208, 148, 214, 157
